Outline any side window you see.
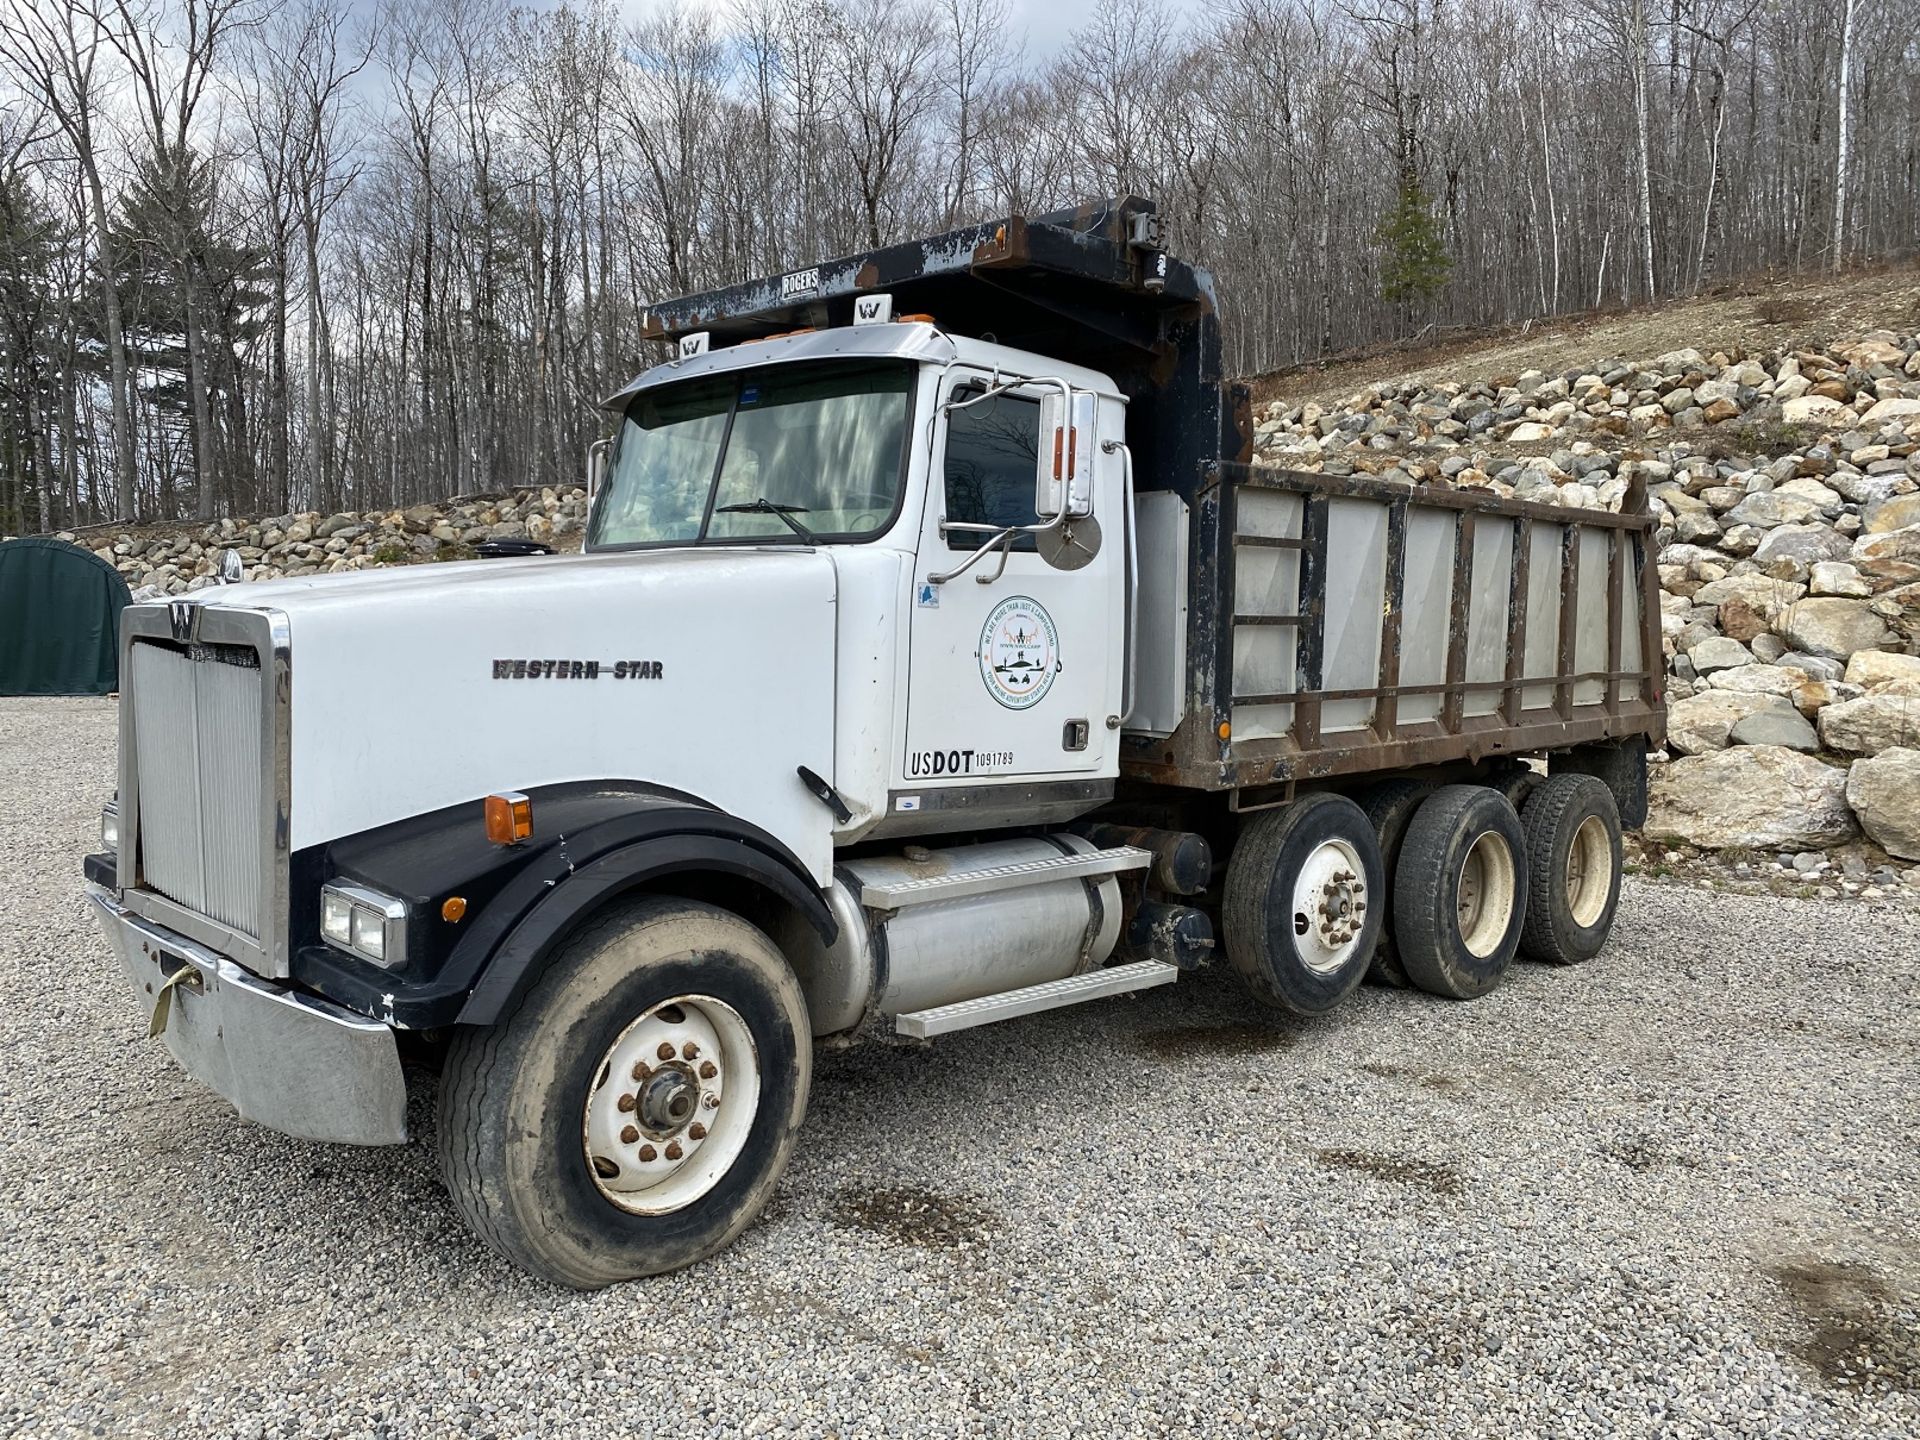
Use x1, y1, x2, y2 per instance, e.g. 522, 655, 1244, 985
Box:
944, 388, 1043, 550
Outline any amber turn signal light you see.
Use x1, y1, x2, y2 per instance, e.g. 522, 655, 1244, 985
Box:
441, 896, 468, 923
484, 792, 532, 846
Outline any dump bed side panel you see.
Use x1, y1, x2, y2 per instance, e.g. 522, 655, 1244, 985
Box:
1121, 465, 1664, 792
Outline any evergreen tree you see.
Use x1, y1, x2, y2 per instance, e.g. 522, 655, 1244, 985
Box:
1374, 171, 1452, 317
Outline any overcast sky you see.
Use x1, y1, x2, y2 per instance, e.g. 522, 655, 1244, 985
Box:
616, 0, 1115, 59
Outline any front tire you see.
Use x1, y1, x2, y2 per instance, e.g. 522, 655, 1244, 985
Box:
438, 897, 811, 1289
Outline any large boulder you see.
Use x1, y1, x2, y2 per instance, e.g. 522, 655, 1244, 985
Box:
1864, 495, 1920, 535
1692, 573, 1805, 613
1727, 707, 1819, 752
1665, 690, 1797, 755
1845, 749, 1920, 860
1860, 397, 1920, 424
1845, 651, 1920, 690
1754, 523, 1851, 568
1781, 394, 1848, 425
1644, 747, 1857, 849
1774, 597, 1895, 659
1817, 693, 1920, 755
1687, 636, 1755, 673
1853, 525, 1920, 582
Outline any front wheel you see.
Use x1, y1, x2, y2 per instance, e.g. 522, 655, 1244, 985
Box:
438, 897, 811, 1289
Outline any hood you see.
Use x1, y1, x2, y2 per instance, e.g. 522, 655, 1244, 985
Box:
149, 547, 843, 881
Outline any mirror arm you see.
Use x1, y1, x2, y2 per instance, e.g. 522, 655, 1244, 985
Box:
926, 508, 1070, 586
586, 436, 612, 508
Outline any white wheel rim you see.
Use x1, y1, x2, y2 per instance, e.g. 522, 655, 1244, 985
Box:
583, 995, 761, 1215
1289, 837, 1370, 975
1456, 831, 1517, 959
1565, 815, 1611, 928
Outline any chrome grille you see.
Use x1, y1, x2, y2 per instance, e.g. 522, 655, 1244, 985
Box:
129, 640, 266, 940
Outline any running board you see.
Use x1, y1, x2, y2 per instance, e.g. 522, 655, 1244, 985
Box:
858, 845, 1151, 910
893, 960, 1179, 1039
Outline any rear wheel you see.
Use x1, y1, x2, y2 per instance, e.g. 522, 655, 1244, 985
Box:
1392, 785, 1528, 1000
1519, 774, 1623, 964
1355, 779, 1432, 988
1223, 792, 1385, 1015
439, 897, 811, 1289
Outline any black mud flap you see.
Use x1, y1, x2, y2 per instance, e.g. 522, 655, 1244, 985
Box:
1554, 737, 1649, 829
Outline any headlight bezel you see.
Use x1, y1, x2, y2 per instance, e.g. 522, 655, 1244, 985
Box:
319, 881, 409, 969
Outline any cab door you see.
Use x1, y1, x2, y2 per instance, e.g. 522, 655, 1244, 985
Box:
900, 370, 1123, 788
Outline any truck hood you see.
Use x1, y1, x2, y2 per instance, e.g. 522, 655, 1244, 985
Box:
158, 548, 841, 880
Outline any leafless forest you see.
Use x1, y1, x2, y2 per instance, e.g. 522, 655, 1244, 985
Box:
0, 0, 1915, 530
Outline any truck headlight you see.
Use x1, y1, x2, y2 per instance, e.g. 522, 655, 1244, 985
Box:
100, 801, 120, 853
320, 882, 408, 968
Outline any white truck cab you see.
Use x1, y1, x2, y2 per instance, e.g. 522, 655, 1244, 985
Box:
84, 199, 1663, 1287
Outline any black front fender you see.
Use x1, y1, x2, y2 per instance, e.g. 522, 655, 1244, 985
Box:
288, 783, 834, 1030
453, 830, 835, 1026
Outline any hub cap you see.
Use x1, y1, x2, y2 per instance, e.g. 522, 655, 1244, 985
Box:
1565, 814, 1611, 928
1456, 831, 1517, 958
583, 995, 760, 1215
1290, 837, 1369, 975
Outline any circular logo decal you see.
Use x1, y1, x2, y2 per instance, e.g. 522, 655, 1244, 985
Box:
979, 596, 1060, 710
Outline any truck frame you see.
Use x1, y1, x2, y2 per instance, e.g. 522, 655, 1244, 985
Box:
85, 197, 1664, 1287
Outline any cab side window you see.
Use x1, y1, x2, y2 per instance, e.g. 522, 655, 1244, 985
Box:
944, 389, 1042, 550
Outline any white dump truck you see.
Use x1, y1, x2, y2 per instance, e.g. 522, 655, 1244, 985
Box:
84, 198, 1664, 1287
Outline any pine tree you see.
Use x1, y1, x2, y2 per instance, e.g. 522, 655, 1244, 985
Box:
1374, 171, 1452, 318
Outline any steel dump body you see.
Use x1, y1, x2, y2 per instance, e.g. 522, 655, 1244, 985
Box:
634, 197, 1665, 798
1131, 462, 1665, 795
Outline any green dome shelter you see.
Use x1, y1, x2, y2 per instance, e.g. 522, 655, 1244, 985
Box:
0, 536, 133, 696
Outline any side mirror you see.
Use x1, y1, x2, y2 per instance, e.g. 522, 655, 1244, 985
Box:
1035, 389, 1097, 520
220, 548, 245, 584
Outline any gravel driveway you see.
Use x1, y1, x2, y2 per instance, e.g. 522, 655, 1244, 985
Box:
4, 696, 1917, 1438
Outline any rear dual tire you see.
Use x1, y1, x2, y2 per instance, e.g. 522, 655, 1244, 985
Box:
1392, 785, 1529, 1000
1223, 793, 1386, 1015
1519, 774, 1623, 965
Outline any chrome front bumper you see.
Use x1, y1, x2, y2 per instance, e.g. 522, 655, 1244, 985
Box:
87, 884, 408, 1145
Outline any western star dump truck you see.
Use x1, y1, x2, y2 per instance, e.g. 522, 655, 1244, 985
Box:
84, 198, 1664, 1287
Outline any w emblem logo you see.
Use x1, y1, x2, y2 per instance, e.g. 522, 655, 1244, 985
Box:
168, 600, 198, 643
853, 294, 893, 326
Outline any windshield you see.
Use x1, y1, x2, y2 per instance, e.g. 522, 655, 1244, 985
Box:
589, 360, 914, 548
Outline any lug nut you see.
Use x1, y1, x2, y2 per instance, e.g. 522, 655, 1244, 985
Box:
681, 1042, 699, 1060
620, 1125, 639, 1144
631, 1062, 649, 1081
664, 1140, 683, 1160
617, 1094, 637, 1113
688, 1122, 707, 1140
704, 1093, 720, 1110
638, 1144, 657, 1162
656, 1041, 676, 1061
699, 1061, 718, 1079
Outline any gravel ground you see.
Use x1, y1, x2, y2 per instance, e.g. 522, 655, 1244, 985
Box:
4, 695, 1917, 1439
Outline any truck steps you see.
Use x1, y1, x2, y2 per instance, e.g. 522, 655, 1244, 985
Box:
857, 845, 1150, 909
893, 960, 1179, 1039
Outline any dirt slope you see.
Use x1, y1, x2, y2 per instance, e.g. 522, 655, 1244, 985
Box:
1248, 265, 1920, 409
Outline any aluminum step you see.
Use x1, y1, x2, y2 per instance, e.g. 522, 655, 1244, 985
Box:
858, 845, 1151, 910
893, 960, 1179, 1039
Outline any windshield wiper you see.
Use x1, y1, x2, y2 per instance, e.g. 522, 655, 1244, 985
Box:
713, 497, 817, 542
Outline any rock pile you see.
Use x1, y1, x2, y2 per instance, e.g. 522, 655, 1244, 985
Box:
1256, 329, 1920, 869
63, 488, 591, 600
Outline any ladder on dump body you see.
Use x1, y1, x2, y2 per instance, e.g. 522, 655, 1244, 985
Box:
863, 846, 1180, 1039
